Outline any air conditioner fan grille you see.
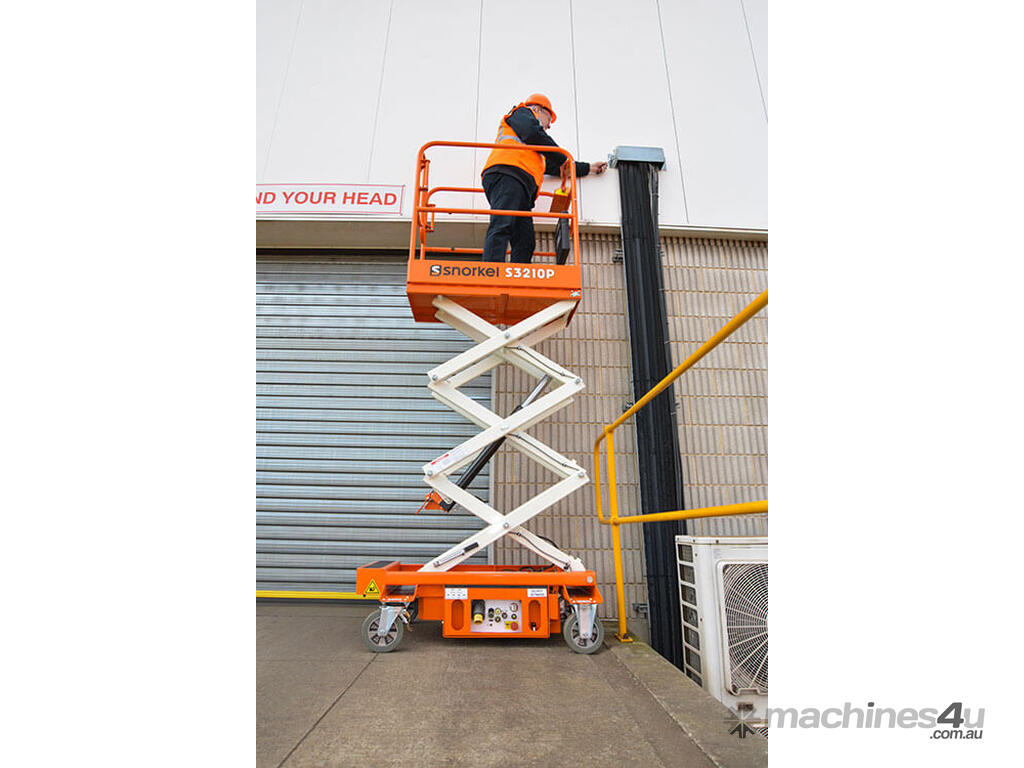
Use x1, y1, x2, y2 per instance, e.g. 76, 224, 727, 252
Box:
722, 562, 768, 694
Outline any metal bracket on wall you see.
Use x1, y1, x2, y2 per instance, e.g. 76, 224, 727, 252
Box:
608, 145, 667, 170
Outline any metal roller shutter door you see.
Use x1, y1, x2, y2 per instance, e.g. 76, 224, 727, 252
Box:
257, 255, 489, 592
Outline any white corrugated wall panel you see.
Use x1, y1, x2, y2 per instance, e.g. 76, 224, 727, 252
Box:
659, 0, 768, 228
476, 0, 585, 209
260, 0, 392, 183
570, 0, 686, 225
256, 255, 489, 591
256, 1, 768, 228
741, 0, 768, 111
256, 0, 303, 182
369, 0, 481, 215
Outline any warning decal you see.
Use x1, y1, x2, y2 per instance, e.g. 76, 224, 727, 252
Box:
363, 579, 380, 598
257, 183, 404, 215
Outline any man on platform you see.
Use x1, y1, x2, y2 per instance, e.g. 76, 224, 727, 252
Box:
481, 94, 607, 263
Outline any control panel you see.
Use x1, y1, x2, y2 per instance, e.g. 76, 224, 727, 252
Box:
470, 599, 522, 633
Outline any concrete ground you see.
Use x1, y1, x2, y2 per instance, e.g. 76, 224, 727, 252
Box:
257, 601, 767, 768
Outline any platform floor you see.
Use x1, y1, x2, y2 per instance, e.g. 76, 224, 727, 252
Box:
257, 601, 767, 768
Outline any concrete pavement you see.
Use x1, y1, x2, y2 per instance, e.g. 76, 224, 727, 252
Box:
257, 601, 767, 768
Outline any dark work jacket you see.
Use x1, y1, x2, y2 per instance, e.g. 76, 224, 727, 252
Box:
482, 106, 591, 201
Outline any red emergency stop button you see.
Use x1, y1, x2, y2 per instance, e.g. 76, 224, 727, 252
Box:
511, 621, 519, 630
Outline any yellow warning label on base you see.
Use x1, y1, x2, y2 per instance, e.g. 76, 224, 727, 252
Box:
363, 579, 380, 598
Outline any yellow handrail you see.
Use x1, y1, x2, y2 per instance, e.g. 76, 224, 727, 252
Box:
593, 290, 768, 641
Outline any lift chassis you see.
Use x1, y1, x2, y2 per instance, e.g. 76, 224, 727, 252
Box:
355, 562, 603, 654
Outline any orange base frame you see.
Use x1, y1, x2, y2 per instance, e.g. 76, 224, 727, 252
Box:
356, 562, 602, 640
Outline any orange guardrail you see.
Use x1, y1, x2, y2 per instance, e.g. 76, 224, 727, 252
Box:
405, 141, 584, 326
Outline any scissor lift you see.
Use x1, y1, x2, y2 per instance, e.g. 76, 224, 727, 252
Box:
356, 141, 603, 653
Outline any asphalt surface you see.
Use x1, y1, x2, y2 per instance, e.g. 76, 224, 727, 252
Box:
257, 601, 767, 768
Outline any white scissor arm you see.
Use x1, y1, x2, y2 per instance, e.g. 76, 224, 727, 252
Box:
417, 296, 589, 574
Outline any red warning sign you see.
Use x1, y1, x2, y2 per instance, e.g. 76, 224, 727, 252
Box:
257, 184, 404, 215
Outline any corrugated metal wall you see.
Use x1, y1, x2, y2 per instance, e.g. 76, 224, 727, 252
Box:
256, 255, 489, 592
491, 233, 768, 622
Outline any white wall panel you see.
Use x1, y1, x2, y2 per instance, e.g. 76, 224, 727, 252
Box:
571, 0, 686, 228
660, 0, 768, 228
256, 0, 303, 181
262, 0, 391, 183
476, 0, 584, 216
741, 0, 768, 113
255, 0, 769, 230
369, 0, 481, 217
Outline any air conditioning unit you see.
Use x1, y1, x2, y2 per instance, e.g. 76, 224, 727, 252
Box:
676, 535, 768, 732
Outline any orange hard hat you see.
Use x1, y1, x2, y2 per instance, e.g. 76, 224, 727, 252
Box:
525, 93, 557, 123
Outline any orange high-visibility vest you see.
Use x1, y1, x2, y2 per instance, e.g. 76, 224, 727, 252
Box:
482, 103, 545, 191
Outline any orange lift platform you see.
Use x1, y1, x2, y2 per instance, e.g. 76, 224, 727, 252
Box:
356, 141, 603, 653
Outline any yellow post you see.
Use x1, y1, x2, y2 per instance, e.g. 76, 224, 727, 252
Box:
606, 430, 620, 521
610, 521, 631, 641
605, 430, 631, 639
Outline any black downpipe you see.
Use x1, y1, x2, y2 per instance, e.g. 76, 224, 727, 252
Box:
616, 161, 687, 671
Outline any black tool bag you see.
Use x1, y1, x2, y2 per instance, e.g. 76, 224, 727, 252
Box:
554, 218, 572, 265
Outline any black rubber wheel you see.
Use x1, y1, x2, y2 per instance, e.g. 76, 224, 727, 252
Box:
362, 609, 404, 653
563, 612, 604, 654
406, 600, 419, 623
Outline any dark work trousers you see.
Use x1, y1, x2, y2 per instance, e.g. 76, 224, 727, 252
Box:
482, 172, 536, 263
